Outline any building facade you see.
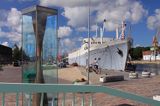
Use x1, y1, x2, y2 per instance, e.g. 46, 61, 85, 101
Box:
143, 50, 160, 61
0, 45, 12, 64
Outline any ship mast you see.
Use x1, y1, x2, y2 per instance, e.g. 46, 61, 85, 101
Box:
96, 23, 98, 38
116, 25, 119, 39
100, 19, 106, 44
120, 20, 126, 40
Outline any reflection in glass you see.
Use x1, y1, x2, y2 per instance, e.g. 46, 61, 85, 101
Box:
43, 16, 57, 64
22, 14, 36, 83
42, 15, 58, 84
22, 6, 58, 106
23, 15, 36, 60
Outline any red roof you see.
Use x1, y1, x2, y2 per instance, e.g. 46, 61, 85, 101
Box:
142, 51, 152, 55
143, 50, 160, 55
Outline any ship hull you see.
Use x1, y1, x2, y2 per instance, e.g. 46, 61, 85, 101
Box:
68, 41, 129, 71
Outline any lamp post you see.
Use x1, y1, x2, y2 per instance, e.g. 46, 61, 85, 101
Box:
87, 0, 91, 84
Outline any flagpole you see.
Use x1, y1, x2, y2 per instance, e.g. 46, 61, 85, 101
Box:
87, 0, 91, 84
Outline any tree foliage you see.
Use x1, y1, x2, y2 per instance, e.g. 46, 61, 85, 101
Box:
12, 44, 29, 61
12, 44, 21, 61
129, 46, 150, 60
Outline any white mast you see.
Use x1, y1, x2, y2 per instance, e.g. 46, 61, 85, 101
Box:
101, 19, 106, 44
96, 23, 98, 37
121, 20, 126, 40
100, 28, 103, 44
116, 26, 119, 39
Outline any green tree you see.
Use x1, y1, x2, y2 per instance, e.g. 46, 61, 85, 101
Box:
130, 46, 150, 60
12, 44, 21, 61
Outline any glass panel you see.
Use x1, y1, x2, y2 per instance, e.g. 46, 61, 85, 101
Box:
42, 15, 58, 84
22, 12, 36, 83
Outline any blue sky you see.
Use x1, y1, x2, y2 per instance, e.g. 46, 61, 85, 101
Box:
0, 0, 160, 51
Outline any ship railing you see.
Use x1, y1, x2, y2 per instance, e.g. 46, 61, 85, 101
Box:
0, 83, 160, 106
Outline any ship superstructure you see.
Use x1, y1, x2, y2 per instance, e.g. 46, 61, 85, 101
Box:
68, 20, 131, 71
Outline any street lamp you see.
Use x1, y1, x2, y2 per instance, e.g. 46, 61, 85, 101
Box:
87, 0, 91, 84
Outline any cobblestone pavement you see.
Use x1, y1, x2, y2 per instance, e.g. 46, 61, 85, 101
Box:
0, 65, 22, 106
64, 67, 160, 106
0, 65, 160, 106
0, 65, 22, 83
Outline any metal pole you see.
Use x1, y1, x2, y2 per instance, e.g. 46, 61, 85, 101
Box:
87, 0, 91, 84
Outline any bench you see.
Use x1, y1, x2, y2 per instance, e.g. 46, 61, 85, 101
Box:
100, 75, 124, 83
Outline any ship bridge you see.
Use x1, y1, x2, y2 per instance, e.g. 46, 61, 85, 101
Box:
83, 37, 114, 45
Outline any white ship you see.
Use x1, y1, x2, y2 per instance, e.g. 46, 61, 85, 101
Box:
68, 20, 132, 71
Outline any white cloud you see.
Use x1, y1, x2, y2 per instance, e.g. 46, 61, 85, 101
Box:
91, 25, 98, 31
40, 0, 100, 7
104, 21, 116, 31
0, 10, 8, 27
63, 6, 89, 27
18, 0, 35, 2
77, 27, 87, 32
0, 30, 21, 42
60, 38, 76, 52
60, 37, 83, 52
8, 32, 21, 42
63, 38, 74, 46
134, 44, 141, 48
1, 41, 9, 47
0, 8, 21, 45
22, 15, 35, 33
40, 0, 147, 31
58, 26, 72, 38
7, 8, 22, 33
147, 9, 160, 30
77, 37, 84, 42
96, 0, 147, 31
